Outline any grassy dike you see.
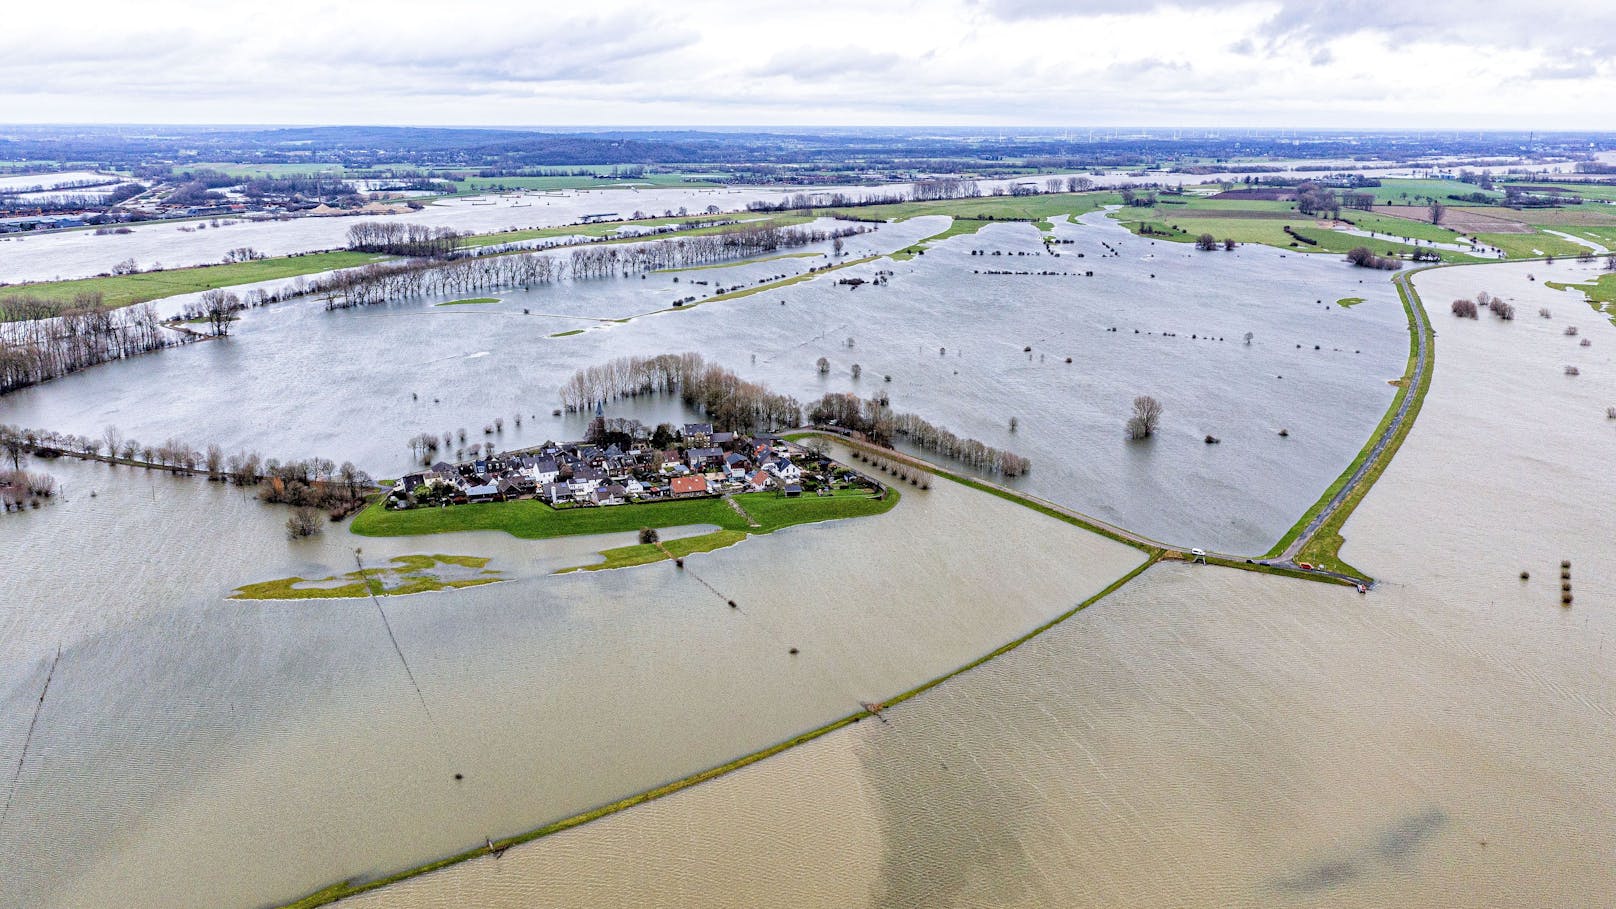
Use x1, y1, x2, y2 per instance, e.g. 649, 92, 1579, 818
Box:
0, 250, 383, 312
1263, 270, 1436, 577
278, 551, 1160, 909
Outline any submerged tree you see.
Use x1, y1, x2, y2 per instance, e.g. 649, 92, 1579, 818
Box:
1126, 395, 1163, 440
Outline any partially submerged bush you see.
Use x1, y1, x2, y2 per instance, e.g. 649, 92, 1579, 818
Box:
1565, 325, 1579, 336
1565, 365, 1580, 375
1346, 246, 1401, 270
638, 526, 659, 545
1451, 299, 1478, 319
286, 506, 322, 538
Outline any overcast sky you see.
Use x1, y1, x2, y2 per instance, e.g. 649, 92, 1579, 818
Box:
6, 0, 1613, 128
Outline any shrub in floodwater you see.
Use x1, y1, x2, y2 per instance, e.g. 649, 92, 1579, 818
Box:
1451, 299, 1478, 318
1562, 592, 1573, 606
1520, 570, 1530, 580
1565, 365, 1580, 375
638, 527, 659, 545
1580, 338, 1591, 347
1539, 307, 1551, 318
1565, 325, 1579, 336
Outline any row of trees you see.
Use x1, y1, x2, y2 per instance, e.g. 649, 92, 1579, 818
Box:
558, 352, 804, 432
1, 299, 194, 395
0, 421, 371, 517
345, 222, 464, 257
311, 223, 859, 310
806, 391, 1032, 476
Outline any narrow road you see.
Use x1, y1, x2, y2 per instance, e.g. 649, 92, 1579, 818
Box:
1262, 266, 1433, 573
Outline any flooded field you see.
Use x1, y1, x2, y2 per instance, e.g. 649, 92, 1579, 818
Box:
0, 449, 1143, 909
0, 212, 1407, 553
341, 258, 1615, 909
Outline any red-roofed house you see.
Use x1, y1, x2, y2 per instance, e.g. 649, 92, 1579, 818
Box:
670, 475, 709, 497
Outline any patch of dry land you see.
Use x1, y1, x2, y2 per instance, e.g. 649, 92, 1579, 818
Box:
343, 257, 1615, 909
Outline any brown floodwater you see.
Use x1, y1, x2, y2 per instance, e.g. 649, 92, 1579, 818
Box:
0, 447, 1142, 908
341, 259, 1616, 908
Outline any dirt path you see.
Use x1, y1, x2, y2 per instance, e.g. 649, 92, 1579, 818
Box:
722, 494, 761, 528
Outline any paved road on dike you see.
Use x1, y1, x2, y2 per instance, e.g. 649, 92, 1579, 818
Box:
1256, 267, 1432, 580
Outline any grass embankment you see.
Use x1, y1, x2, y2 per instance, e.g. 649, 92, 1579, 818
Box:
563, 529, 750, 572
658, 251, 823, 273
1336, 297, 1365, 307
1546, 272, 1616, 325
0, 251, 382, 313
890, 217, 994, 260
817, 191, 1123, 224
644, 255, 880, 316
353, 487, 898, 571
230, 554, 502, 600
456, 214, 811, 250
548, 329, 585, 338
434, 297, 499, 307
1263, 273, 1434, 577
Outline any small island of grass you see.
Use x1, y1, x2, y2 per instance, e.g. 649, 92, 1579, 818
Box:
231, 554, 504, 600
549, 329, 585, 337
1336, 296, 1365, 307
435, 297, 500, 307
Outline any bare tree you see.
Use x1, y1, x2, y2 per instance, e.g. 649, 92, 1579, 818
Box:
851, 363, 862, 379
1195, 233, 1218, 251
1429, 201, 1445, 225
286, 506, 322, 538
817, 356, 830, 374
1126, 395, 1163, 440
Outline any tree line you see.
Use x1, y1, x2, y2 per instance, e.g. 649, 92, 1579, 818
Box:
312, 222, 861, 310
0, 421, 371, 518
806, 392, 1031, 477
0, 298, 195, 395
345, 221, 465, 257
558, 352, 803, 433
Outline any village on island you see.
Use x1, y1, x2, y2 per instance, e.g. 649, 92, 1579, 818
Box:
385, 420, 880, 512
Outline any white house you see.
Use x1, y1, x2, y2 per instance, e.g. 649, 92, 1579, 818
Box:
763, 457, 802, 483
529, 457, 560, 485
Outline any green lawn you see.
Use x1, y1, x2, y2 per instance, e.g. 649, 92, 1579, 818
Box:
1339, 210, 1474, 245
230, 554, 503, 600
1545, 272, 1616, 325
1366, 178, 1502, 205
890, 217, 994, 260
0, 250, 383, 313
1472, 232, 1590, 259
1110, 208, 1485, 261
351, 487, 896, 542
563, 529, 750, 572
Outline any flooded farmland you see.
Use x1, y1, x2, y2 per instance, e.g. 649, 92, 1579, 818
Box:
0, 446, 1143, 909
337, 258, 1616, 909
0, 212, 1407, 553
